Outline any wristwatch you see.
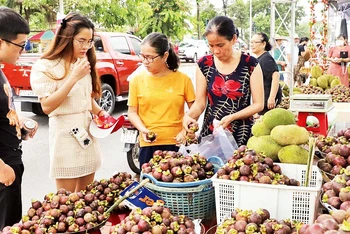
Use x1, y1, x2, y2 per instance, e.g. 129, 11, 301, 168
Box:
23, 120, 35, 130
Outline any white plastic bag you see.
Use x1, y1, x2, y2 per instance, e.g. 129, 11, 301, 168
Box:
187, 126, 238, 162
178, 144, 190, 156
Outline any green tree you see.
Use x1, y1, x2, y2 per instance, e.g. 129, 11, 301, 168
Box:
227, 0, 249, 40
296, 21, 311, 38
191, 0, 217, 40
19, 0, 58, 30
136, 0, 192, 40
200, 0, 217, 26
8, 0, 193, 40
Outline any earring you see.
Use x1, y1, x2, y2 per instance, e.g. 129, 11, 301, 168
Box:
165, 61, 169, 68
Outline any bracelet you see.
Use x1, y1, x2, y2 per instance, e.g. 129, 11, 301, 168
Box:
97, 109, 104, 116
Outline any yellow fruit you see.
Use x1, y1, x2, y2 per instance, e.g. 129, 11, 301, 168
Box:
330, 79, 341, 88
262, 108, 296, 130
311, 65, 323, 78
316, 75, 328, 89
278, 145, 308, 164
327, 75, 337, 86
309, 78, 317, 87
247, 136, 282, 161
251, 122, 271, 137
270, 124, 310, 146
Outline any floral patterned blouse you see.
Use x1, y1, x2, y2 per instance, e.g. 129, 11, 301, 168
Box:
197, 53, 259, 146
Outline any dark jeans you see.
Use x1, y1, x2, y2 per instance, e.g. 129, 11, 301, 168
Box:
0, 163, 24, 230
139, 145, 179, 169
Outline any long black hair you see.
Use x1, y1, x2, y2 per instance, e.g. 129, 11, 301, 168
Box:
141, 32, 179, 71
255, 32, 272, 51
204, 16, 238, 41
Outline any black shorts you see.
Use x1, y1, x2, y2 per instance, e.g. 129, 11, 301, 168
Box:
0, 163, 24, 230
139, 145, 179, 169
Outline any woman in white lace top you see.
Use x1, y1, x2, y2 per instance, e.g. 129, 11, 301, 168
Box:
30, 13, 106, 193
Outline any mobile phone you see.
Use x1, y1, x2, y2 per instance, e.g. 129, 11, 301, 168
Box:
340, 51, 348, 59
69, 126, 92, 149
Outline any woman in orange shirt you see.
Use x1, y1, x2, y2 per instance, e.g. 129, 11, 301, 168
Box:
128, 32, 195, 167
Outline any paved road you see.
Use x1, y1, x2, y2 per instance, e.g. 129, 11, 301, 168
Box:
19, 62, 197, 215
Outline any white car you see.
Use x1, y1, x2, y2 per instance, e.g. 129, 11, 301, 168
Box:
178, 40, 210, 62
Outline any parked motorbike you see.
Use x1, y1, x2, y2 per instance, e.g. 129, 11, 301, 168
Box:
121, 114, 140, 174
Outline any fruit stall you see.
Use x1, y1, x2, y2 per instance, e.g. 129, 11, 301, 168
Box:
4, 103, 350, 234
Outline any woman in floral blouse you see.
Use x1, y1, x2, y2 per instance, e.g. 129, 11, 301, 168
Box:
183, 16, 264, 146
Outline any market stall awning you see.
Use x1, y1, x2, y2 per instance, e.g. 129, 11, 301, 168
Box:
29, 30, 55, 42
330, 0, 350, 18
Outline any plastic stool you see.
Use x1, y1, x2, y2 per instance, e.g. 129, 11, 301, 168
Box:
297, 112, 328, 136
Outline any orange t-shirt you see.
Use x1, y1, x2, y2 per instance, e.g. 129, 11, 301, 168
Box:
128, 70, 195, 147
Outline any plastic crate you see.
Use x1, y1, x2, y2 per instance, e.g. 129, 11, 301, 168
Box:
144, 182, 215, 220
212, 163, 322, 224
139, 156, 223, 220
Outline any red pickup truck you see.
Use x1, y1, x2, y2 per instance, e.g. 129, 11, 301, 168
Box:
2, 32, 142, 115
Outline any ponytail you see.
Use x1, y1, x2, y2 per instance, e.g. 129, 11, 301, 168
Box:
166, 43, 180, 71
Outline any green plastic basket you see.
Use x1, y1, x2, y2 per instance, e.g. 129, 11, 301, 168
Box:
145, 181, 215, 220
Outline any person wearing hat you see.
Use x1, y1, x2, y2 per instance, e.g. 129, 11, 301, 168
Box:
273, 34, 287, 81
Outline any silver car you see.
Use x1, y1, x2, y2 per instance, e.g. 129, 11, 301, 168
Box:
178, 40, 210, 62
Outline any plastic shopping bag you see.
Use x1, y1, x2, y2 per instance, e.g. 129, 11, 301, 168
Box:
178, 144, 190, 156
187, 126, 238, 162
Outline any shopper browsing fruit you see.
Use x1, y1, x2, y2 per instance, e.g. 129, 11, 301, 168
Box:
326, 33, 350, 88
128, 32, 195, 169
30, 13, 105, 193
250, 32, 282, 115
183, 16, 264, 146
0, 7, 38, 230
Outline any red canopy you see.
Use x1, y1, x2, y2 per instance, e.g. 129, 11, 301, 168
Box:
29, 30, 55, 41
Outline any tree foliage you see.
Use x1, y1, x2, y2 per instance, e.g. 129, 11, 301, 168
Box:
6, 0, 191, 40
135, 0, 191, 40
192, 0, 217, 40
4, 0, 307, 42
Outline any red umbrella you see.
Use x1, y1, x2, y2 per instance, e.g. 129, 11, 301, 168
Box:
29, 30, 55, 42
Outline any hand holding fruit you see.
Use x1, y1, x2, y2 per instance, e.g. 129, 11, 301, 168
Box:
185, 123, 199, 145
142, 130, 157, 143
183, 114, 197, 132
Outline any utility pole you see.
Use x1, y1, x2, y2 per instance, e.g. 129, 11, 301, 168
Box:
222, 0, 227, 16
59, 0, 64, 15
197, 0, 200, 40
249, 0, 252, 50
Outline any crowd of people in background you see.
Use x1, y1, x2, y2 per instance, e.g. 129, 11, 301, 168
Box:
264, 32, 350, 89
